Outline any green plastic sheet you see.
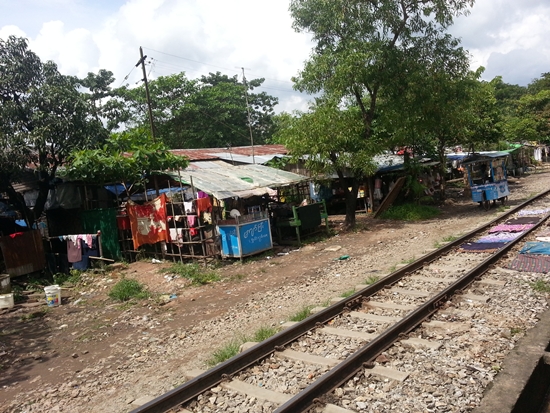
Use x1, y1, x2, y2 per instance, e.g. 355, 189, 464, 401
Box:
80, 208, 121, 260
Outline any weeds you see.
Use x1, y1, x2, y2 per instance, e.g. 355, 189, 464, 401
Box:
207, 326, 279, 366
340, 289, 355, 298
253, 326, 278, 342
108, 279, 149, 302
207, 340, 242, 366
161, 263, 220, 286
365, 275, 380, 285
434, 235, 460, 248
531, 279, 550, 293
53, 270, 82, 286
510, 327, 523, 336
289, 305, 314, 322
380, 204, 440, 221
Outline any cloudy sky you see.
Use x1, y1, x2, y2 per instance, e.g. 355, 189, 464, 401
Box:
1, 0, 549, 113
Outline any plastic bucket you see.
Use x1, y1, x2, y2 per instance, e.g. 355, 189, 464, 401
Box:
44, 285, 61, 307
0, 293, 14, 309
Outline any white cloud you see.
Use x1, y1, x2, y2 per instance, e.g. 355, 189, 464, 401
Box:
451, 0, 550, 84
1, 0, 548, 115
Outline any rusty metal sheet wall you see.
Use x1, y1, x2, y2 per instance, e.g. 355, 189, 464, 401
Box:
0, 230, 46, 276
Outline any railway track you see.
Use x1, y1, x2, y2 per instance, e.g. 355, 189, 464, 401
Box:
131, 190, 550, 413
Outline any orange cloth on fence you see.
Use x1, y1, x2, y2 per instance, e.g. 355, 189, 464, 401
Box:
195, 197, 212, 216
127, 194, 169, 249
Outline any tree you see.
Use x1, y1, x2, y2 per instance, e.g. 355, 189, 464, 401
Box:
385, 67, 501, 197
117, 72, 279, 149
66, 129, 189, 196
497, 73, 550, 144
275, 99, 378, 226
0, 36, 108, 226
79, 69, 129, 131
287, 0, 473, 222
289, 0, 473, 140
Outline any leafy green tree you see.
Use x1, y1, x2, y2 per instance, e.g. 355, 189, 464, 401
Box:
289, 0, 473, 141
275, 100, 378, 226
79, 69, 129, 131
0, 36, 107, 226
66, 129, 189, 195
497, 73, 550, 144
286, 0, 473, 220
117, 71, 278, 149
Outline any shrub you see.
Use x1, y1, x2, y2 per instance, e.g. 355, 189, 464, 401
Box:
108, 279, 149, 301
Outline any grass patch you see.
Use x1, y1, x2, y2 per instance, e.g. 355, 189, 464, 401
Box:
289, 305, 314, 322
53, 270, 82, 286
365, 275, 380, 285
497, 205, 511, 213
253, 326, 278, 342
380, 204, 440, 221
207, 340, 241, 366
402, 257, 416, 264
108, 279, 149, 302
161, 263, 220, 286
531, 279, 550, 293
434, 235, 460, 248
340, 289, 355, 298
207, 326, 279, 366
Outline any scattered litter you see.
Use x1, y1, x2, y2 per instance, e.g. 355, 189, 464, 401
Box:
335, 274, 341, 277
277, 252, 289, 256
169, 294, 177, 300
336, 255, 350, 260
72, 298, 84, 306
265, 256, 272, 260
152, 258, 162, 264
58, 324, 68, 329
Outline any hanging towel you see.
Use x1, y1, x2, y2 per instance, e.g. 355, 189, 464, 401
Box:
67, 239, 82, 263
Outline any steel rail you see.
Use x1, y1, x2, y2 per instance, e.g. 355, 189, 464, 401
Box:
274, 203, 550, 412
131, 189, 550, 413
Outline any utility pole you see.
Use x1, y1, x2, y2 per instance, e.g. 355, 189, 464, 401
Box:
136, 47, 156, 142
240, 67, 255, 164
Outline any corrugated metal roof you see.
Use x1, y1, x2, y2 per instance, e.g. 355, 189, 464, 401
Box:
169, 144, 288, 162
165, 163, 308, 199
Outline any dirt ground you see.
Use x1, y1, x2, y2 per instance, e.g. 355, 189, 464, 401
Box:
1, 171, 550, 412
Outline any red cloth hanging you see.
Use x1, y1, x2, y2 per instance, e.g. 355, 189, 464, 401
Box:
195, 197, 212, 216
127, 194, 169, 249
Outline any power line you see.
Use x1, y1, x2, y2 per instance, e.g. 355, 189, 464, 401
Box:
142, 46, 235, 73
142, 46, 296, 86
